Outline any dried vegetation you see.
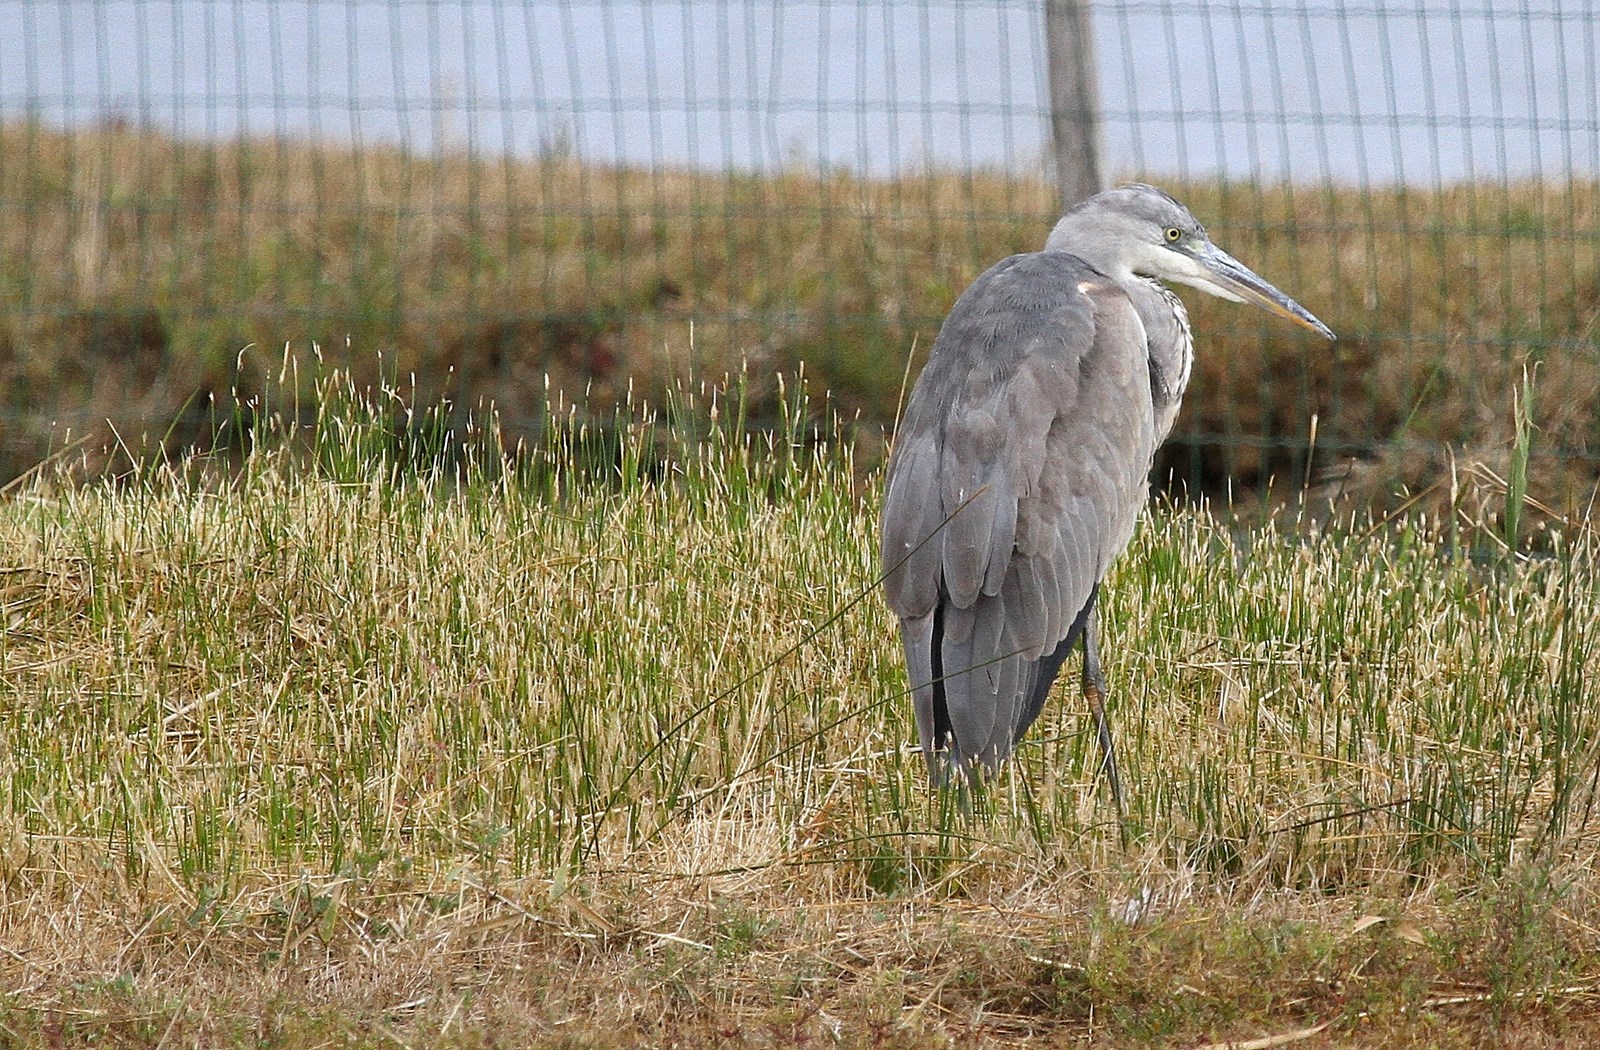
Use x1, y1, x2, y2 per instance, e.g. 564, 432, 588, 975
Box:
1, 375, 1599, 1044
1, 121, 1598, 521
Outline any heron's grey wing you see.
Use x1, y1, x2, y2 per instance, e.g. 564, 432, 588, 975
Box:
881, 253, 1157, 771
882, 255, 1036, 758
881, 255, 1065, 617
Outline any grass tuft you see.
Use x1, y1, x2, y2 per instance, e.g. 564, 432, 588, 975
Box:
1, 366, 1598, 1043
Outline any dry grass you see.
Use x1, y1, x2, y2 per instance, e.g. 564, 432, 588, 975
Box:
2, 863, 1598, 1047
1, 372, 1599, 1045
2, 121, 1598, 517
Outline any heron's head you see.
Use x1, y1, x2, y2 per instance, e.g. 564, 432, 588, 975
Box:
1045, 183, 1335, 340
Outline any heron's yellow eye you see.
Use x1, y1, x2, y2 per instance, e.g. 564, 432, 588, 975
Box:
1164, 227, 1183, 243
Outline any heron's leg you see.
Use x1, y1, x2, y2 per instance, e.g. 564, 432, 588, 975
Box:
1080, 600, 1125, 815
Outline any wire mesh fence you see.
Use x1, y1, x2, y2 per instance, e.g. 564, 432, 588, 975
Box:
1, 0, 1597, 514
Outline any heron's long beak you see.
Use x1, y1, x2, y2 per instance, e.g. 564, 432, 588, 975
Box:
1197, 243, 1336, 340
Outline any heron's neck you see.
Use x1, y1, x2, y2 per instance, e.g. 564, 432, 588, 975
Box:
1043, 217, 1194, 438
1044, 216, 1120, 277
1125, 277, 1193, 443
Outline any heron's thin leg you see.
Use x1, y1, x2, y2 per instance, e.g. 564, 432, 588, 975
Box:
1080, 601, 1125, 815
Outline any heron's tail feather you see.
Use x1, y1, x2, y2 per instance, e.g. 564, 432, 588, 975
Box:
908, 585, 1100, 777
1013, 584, 1097, 745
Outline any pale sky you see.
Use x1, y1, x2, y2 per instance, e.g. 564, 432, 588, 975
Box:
2, 1, 1597, 184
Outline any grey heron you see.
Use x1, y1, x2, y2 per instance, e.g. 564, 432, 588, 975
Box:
879, 184, 1334, 806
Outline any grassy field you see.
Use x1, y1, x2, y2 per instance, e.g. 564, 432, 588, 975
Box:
3, 121, 1599, 518
1, 372, 1598, 1046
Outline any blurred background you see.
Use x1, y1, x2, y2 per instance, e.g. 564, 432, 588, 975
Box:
0, 1, 1596, 520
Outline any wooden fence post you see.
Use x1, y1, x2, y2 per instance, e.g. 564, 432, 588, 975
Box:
1045, 0, 1105, 210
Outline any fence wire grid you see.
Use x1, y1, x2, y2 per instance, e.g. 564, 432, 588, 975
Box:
1, 0, 1598, 512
